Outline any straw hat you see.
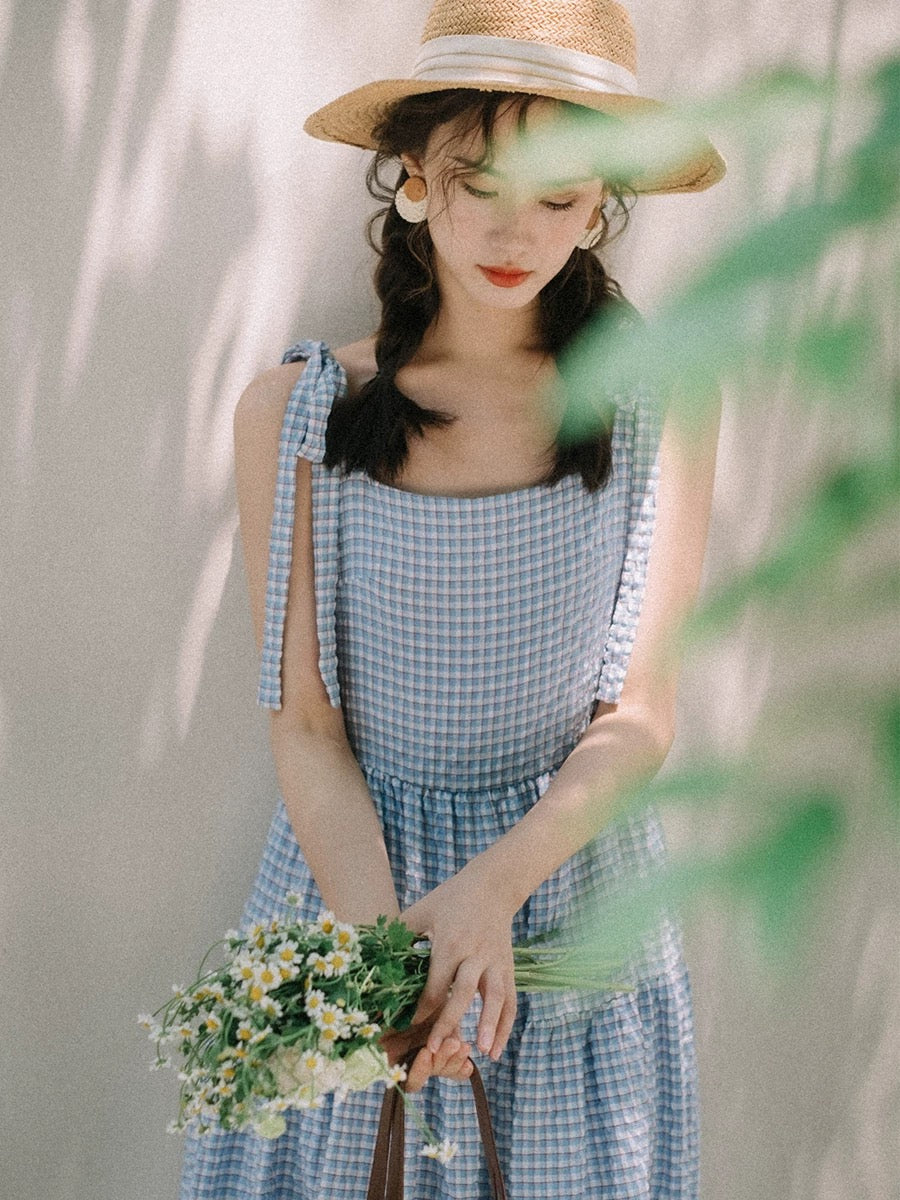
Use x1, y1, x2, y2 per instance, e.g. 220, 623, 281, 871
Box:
303, 0, 725, 195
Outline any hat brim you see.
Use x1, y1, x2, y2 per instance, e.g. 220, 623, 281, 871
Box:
303, 78, 726, 195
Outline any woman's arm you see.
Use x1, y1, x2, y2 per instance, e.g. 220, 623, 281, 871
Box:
403, 394, 722, 1059
234, 362, 477, 1090
234, 363, 400, 925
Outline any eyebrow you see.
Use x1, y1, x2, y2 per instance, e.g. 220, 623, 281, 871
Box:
451, 157, 588, 189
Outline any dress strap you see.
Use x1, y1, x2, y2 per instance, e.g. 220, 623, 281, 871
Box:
256, 340, 347, 711
594, 387, 664, 703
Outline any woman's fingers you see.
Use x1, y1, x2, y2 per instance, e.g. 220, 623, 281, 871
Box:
425, 964, 481, 1053
411, 962, 457, 1026
475, 988, 503, 1057
404, 1034, 473, 1093
477, 967, 516, 1059
489, 992, 517, 1060
404, 1046, 433, 1093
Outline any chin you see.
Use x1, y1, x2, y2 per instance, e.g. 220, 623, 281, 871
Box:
472, 279, 544, 309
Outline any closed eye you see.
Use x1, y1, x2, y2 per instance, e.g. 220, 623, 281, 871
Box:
460, 180, 497, 200
460, 180, 577, 212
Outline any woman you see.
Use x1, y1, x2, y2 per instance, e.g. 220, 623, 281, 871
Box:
180, 1, 724, 1196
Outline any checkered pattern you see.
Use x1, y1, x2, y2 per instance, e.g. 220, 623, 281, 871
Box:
181, 341, 699, 1198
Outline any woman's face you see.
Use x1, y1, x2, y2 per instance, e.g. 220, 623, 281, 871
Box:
401, 99, 606, 312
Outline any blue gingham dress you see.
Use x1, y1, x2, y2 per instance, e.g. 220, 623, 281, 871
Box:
180, 340, 699, 1199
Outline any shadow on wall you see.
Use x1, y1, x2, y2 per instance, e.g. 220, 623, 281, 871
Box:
0, 3, 385, 1198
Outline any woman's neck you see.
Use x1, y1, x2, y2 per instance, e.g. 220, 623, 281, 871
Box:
417, 258, 544, 367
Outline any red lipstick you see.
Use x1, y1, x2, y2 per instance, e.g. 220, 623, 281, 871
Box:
478, 265, 533, 288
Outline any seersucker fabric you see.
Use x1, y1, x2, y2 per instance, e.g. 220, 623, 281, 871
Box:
180, 340, 700, 1199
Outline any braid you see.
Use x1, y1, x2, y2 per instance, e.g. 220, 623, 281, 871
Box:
323, 182, 453, 481
324, 89, 638, 492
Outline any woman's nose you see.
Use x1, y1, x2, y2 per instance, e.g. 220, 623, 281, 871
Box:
487, 200, 535, 246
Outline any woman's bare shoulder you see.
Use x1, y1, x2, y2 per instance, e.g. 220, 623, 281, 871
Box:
234, 359, 310, 436
333, 335, 377, 396
234, 334, 377, 436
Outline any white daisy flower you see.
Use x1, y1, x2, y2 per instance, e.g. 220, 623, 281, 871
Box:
306, 950, 332, 977
304, 988, 326, 1017
251, 961, 281, 992
230, 955, 257, 986
314, 910, 337, 936
386, 1064, 407, 1086
258, 994, 283, 1019
314, 1002, 350, 1034
274, 940, 300, 965
331, 922, 359, 952
322, 950, 352, 977
358, 1023, 381, 1040
420, 1138, 459, 1165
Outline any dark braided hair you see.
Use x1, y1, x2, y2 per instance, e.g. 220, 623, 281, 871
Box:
324, 90, 638, 492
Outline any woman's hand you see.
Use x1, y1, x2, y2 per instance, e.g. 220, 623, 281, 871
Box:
400, 867, 517, 1065
380, 1020, 474, 1093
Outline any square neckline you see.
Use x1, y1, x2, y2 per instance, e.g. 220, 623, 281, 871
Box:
349, 468, 580, 506
326, 345, 583, 506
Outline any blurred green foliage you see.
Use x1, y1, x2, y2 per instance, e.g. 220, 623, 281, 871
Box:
505, 54, 899, 972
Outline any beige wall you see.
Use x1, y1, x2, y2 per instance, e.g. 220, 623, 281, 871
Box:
1, 3, 896, 1198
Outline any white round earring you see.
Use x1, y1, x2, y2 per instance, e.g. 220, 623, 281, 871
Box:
576, 204, 607, 250
394, 176, 428, 223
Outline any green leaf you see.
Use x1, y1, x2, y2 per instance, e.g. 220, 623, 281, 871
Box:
876, 691, 900, 825
731, 796, 845, 965
385, 919, 416, 953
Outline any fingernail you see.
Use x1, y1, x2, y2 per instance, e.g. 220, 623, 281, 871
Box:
427, 1037, 440, 1054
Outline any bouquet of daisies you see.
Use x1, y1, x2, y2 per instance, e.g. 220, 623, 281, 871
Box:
140, 890, 631, 1161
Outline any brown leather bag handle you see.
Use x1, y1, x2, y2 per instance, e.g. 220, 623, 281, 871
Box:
366, 1057, 508, 1200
